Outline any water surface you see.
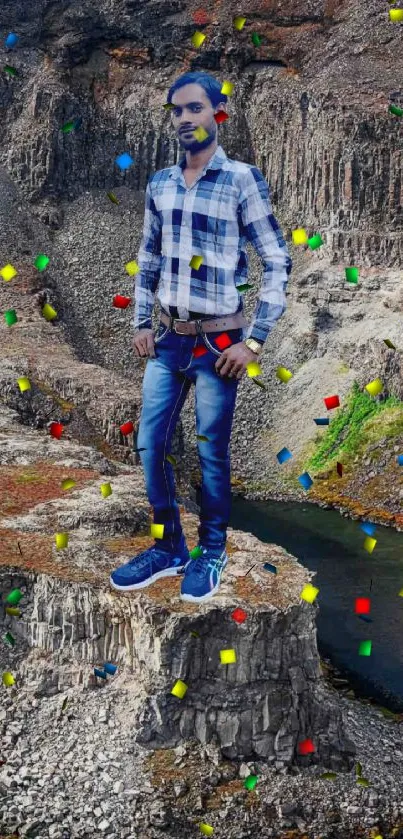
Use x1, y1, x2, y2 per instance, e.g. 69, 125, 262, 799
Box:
230, 495, 403, 711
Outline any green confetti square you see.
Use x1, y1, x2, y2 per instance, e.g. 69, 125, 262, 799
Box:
307, 234, 323, 250
389, 104, 403, 117
237, 283, 254, 293
4, 309, 17, 326
4, 65, 17, 77
251, 32, 261, 46
61, 120, 76, 134
190, 546, 203, 559
34, 254, 49, 271
345, 266, 359, 284
358, 640, 372, 656
244, 775, 258, 790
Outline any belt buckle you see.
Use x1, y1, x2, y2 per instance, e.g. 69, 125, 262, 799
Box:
173, 318, 191, 335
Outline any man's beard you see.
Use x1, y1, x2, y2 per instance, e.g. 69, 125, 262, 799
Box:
178, 126, 216, 153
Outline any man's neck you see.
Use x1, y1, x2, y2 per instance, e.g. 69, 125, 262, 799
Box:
185, 139, 218, 171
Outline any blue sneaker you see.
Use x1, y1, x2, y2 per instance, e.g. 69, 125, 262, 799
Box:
109, 538, 190, 592
180, 545, 228, 603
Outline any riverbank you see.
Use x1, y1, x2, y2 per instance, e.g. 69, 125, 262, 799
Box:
231, 467, 403, 533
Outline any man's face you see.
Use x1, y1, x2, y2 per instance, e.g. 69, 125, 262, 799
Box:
170, 83, 226, 154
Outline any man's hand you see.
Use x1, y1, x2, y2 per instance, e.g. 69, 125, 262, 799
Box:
215, 342, 260, 379
132, 328, 156, 358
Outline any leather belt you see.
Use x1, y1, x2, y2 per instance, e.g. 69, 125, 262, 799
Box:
159, 309, 248, 336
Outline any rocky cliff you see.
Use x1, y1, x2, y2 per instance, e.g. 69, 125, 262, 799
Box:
2, 0, 403, 836
1, 0, 403, 523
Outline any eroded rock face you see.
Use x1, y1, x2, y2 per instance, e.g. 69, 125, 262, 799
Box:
0, 399, 354, 769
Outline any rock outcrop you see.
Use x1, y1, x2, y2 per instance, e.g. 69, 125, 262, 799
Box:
0, 391, 355, 768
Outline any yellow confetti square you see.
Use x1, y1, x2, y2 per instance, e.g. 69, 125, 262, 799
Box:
100, 482, 112, 498
42, 303, 57, 321
221, 81, 234, 96
189, 255, 203, 270
365, 378, 383, 397
171, 679, 188, 699
220, 648, 237, 664
300, 583, 319, 603
0, 263, 17, 282
2, 672, 15, 687
17, 377, 31, 393
292, 228, 308, 245
276, 366, 293, 382
399, 587, 403, 597
151, 523, 164, 539
363, 536, 377, 554
191, 31, 206, 48
61, 479, 76, 491
246, 361, 262, 378
199, 825, 214, 837
193, 126, 209, 142
233, 16, 247, 30
390, 8, 403, 19
125, 260, 139, 276
55, 532, 69, 549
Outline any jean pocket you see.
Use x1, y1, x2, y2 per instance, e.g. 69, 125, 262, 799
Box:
154, 322, 170, 344
202, 327, 243, 357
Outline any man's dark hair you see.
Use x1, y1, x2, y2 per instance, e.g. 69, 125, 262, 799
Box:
166, 71, 228, 108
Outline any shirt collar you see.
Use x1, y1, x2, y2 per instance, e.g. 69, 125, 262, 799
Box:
169, 144, 227, 181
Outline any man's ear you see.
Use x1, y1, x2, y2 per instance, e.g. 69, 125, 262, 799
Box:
215, 101, 228, 115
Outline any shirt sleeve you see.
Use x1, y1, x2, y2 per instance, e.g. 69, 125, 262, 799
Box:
238, 166, 292, 344
132, 179, 162, 331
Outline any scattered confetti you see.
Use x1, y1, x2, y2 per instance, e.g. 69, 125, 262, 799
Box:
171, 679, 188, 699
125, 260, 139, 275
55, 533, 68, 549
233, 16, 247, 30
193, 126, 209, 142
231, 607, 247, 624
151, 523, 164, 539
345, 266, 359, 284
189, 255, 203, 270
324, 394, 339, 409
113, 294, 131, 308
220, 648, 237, 664
107, 191, 120, 204
5, 33, 19, 48
358, 640, 372, 656
199, 825, 214, 837
276, 447, 292, 464
244, 774, 258, 790
298, 738, 315, 755
100, 482, 112, 498
365, 378, 383, 397
300, 583, 319, 603
191, 32, 206, 48
292, 228, 308, 245
263, 562, 277, 574
1, 263, 17, 281
115, 152, 134, 171
276, 366, 293, 382
307, 233, 323, 250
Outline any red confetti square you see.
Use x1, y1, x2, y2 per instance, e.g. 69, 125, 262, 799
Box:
324, 394, 340, 410
49, 421, 64, 439
192, 345, 208, 358
215, 332, 232, 351
355, 597, 371, 615
214, 111, 229, 124
120, 421, 134, 436
113, 294, 131, 309
231, 608, 247, 624
298, 738, 315, 755
192, 9, 209, 24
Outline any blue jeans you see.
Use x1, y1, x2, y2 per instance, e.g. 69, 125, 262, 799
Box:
137, 321, 244, 552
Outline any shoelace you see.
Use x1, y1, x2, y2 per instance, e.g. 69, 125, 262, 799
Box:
129, 545, 168, 569
190, 549, 224, 578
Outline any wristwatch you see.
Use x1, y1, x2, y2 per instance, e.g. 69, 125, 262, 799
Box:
244, 338, 263, 355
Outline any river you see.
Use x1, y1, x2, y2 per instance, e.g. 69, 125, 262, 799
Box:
229, 495, 403, 712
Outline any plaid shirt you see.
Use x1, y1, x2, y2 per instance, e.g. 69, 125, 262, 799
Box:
133, 145, 292, 344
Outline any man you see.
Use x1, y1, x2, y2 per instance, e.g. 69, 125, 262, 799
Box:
110, 71, 292, 603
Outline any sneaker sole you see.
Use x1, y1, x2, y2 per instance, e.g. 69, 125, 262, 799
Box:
180, 572, 226, 604
109, 564, 186, 592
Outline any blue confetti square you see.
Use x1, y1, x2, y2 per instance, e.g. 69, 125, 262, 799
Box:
94, 668, 107, 680
397, 454, 403, 466
115, 152, 134, 171
263, 562, 277, 574
298, 472, 313, 490
313, 418, 329, 426
103, 662, 117, 676
276, 447, 292, 465
5, 33, 19, 48
360, 522, 376, 536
